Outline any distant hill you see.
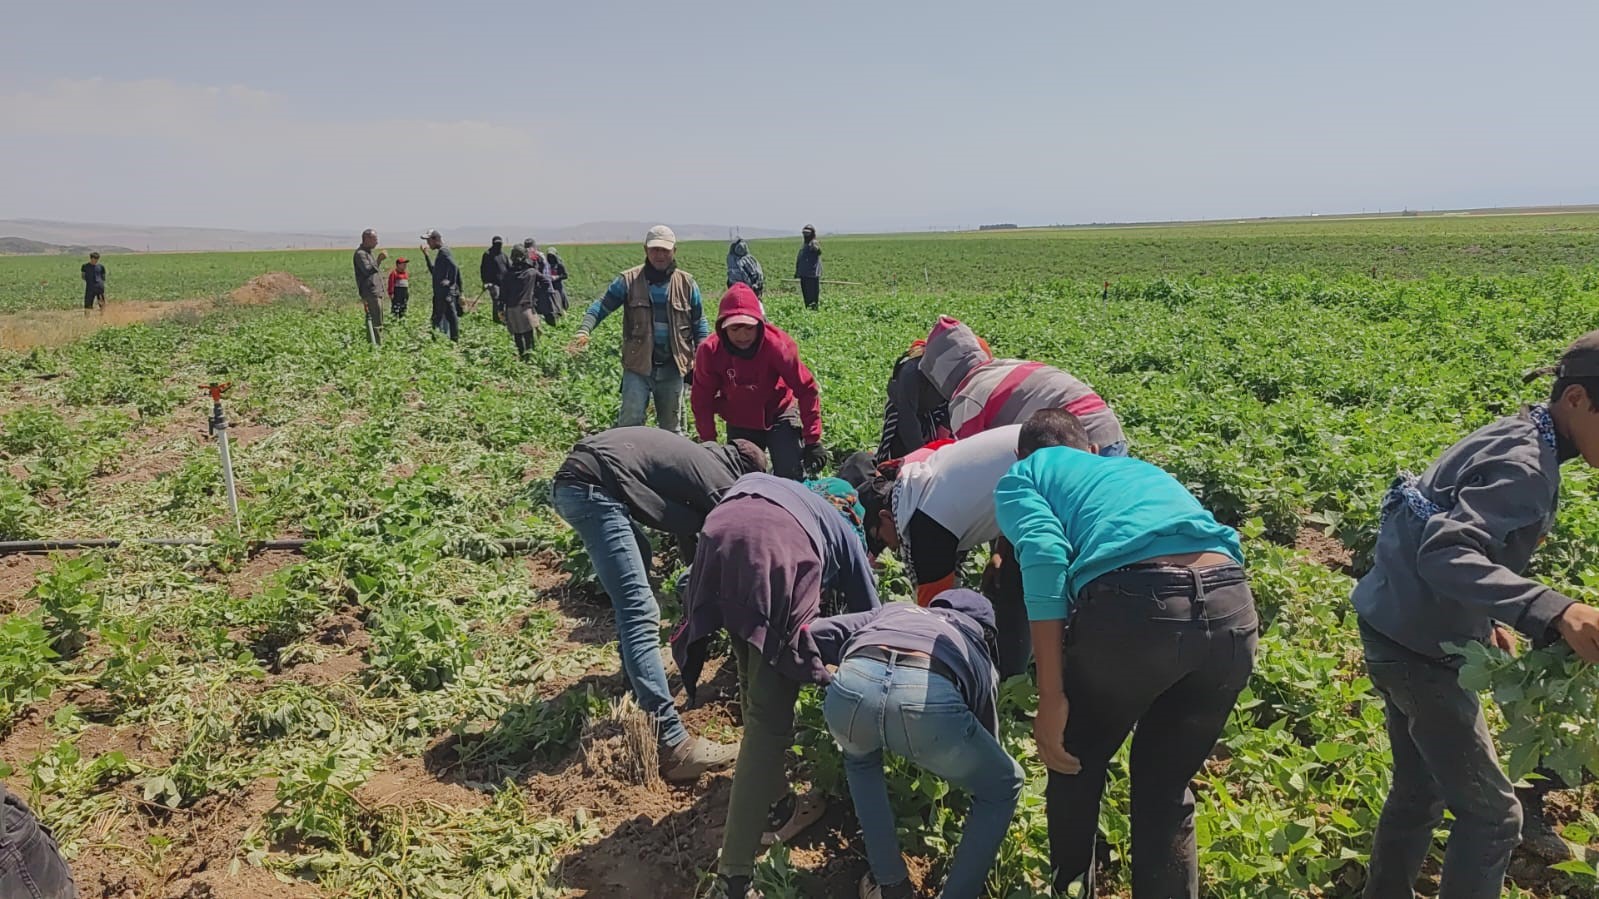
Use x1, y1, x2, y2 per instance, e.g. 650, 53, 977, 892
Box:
0, 236, 136, 256
451, 222, 790, 246
0, 219, 792, 253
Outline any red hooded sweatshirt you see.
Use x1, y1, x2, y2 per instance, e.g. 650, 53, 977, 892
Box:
692, 284, 823, 444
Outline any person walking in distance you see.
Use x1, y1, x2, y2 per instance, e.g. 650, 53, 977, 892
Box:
795, 224, 823, 310
352, 229, 388, 345
80, 251, 107, 315
480, 236, 511, 323
567, 225, 709, 434
420, 229, 462, 342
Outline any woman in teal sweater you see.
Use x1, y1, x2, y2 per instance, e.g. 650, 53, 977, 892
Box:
994, 409, 1257, 899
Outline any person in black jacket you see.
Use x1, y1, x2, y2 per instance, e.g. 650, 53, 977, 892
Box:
80, 251, 106, 314
480, 236, 511, 322
499, 244, 548, 358
545, 246, 570, 314
420, 229, 462, 341
794, 225, 822, 310
549, 428, 768, 781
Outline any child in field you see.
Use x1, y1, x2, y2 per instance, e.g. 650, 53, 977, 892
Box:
1353, 330, 1599, 898
387, 258, 410, 318
80, 251, 106, 314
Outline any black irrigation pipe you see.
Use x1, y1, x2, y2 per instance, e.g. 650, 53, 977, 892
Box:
0, 537, 544, 556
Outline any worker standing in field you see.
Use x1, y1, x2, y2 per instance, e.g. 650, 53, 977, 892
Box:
726, 237, 765, 298
550, 428, 769, 781
794, 224, 823, 309
567, 225, 709, 434
920, 316, 1129, 455
995, 409, 1255, 898
811, 589, 1019, 899
857, 415, 1084, 678
545, 246, 570, 314
386, 257, 410, 319
480, 236, 510, 323
690, 284, 825, 480
1352, 331, 1599, 899
419, 229, 462, 342
673, 474, 879, 899
352, 229, 388, 345
80, 251, 106, 315
498, 244, 549, 358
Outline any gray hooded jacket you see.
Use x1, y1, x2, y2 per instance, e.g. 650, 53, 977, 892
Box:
1352, 408, 1576, 659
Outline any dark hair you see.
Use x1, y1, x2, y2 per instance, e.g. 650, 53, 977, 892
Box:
89, 252, 100, 258
858, 474, 894, 556
1551, 377, 1599, 412
1019, 409, 1092, 457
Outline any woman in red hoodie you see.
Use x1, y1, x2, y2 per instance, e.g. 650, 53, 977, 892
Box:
691, 284, 825, 480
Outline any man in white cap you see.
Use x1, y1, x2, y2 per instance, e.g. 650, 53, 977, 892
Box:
568, 225, 708, 433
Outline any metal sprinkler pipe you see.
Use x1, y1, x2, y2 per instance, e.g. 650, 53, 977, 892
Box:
203, 383, 243, 537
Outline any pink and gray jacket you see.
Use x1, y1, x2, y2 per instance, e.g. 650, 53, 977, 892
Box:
918, 316, 1126, 449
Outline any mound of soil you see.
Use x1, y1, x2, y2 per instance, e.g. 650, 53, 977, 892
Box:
227, 273, 317, 305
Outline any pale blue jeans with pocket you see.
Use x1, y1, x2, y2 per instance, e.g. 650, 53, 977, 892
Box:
824, 653, 1022, 899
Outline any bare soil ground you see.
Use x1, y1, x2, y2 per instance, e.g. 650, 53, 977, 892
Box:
0, 274, 319, 350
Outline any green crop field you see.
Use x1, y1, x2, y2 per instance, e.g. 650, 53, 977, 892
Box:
1, 215, 1598, 898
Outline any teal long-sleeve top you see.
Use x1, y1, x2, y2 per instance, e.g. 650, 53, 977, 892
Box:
993, 447, 1243, 621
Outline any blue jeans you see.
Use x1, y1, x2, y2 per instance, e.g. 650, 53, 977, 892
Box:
549, 480, 688, 747
0, 788, 76, 899
1098, 440, 1129, 458
619, 362, 684, 434
824, 655, 1022, 899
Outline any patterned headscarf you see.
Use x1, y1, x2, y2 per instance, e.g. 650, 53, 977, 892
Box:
804, 477, 866, 542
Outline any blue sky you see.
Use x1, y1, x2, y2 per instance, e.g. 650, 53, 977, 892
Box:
2, 0, 1595, 234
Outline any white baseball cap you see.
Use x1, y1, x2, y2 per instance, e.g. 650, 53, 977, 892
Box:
645, 225, 676, 250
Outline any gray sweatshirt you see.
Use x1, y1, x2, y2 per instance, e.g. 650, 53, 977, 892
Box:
1352, 407, 1576, 659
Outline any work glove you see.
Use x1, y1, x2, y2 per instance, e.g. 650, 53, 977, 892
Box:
801, 442, 828, 474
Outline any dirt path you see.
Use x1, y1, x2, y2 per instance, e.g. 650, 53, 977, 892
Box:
0, 274, 319, 350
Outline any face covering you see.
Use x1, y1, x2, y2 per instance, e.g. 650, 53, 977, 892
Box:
643, 259, 676, 284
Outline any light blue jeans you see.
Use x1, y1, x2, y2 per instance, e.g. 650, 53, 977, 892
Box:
619, 361, 684, 434
824, 655, 1022, 899
549, 480, 687, 747
1099, 439, 1130, 458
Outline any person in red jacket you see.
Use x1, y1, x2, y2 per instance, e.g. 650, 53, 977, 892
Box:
692, 284, 825, 480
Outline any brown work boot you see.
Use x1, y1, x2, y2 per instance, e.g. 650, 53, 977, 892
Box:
661, 736, 738, 783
